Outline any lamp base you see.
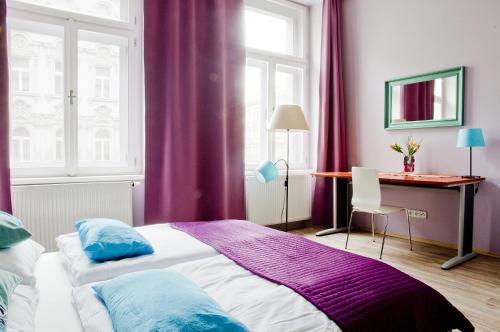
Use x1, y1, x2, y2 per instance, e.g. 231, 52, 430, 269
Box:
461, 175, 482, 179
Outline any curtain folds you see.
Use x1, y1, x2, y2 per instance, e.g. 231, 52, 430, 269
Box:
401, 81, 435, 121
312, 0, 347, 227
0, 0, 12, 213
143, 0, 246, 224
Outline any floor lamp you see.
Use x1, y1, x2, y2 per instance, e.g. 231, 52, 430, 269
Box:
255, 105, 309, 232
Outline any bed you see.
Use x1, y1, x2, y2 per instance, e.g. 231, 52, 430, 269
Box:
32, 220, 473, 332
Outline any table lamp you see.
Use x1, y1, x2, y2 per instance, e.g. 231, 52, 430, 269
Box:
255, 105, 309, 232
456, 128, 485, 178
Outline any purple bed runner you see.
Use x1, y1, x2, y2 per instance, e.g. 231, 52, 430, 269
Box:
171, 220, 473, 332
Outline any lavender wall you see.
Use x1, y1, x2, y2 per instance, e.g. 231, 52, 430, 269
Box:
342, 0, 500, 254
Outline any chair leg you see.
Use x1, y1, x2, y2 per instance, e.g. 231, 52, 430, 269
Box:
379, 215, 389, 259
345, 210, 355, 249
371, 214, 375, 242
406, 210, 413, 251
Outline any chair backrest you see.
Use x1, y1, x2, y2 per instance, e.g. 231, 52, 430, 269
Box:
351, 167, 381, 210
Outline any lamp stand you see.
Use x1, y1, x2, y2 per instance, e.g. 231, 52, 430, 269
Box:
462, 147, 481, 178
284, 129, 290, 232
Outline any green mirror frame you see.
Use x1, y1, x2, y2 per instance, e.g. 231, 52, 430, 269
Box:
384, 66, 465, 130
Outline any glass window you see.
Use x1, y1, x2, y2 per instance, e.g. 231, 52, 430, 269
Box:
78, 30, 128, 168
55, 129, 63, 162
244, 1, 308, 170
245, 59, 268, 166
11, 57, 30, 92
245, 9, 294, 56
15, 0, 130, 22
12, 127, 31, 163
8, 22, 65, 169
54, 60, 63, 95
274, 65, 306, 168
7, 1, 141, 178
95, 129, 111, 161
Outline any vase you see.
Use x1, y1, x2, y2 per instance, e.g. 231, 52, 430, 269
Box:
404, 156, 415, 173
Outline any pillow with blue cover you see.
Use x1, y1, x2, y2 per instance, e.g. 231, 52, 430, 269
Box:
0, 211, 31, 249
75, 218, 154, 262
93, 269, 249, 332
0, 269, 22, 330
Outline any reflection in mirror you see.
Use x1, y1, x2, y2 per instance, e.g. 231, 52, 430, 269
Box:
385, 67, 464, 130
391, 76, 457, 122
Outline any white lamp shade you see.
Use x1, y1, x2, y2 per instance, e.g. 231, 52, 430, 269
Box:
267, 104, 309, 132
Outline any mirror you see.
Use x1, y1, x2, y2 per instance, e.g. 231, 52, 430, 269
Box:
385, 67, 464, 130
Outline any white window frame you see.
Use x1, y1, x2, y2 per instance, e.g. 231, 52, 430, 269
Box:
7, 0, 143, 179
244, 0, 310, 171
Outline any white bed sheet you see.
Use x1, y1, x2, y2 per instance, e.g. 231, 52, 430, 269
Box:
73, 255, 341, 332
7, 285, 38, 332
34, 252, 83, 332
57, 223, 218, 286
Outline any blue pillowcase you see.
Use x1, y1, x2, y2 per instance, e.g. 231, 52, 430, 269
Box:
0, 211, 31, 249
0, 269, 22, 330
75, 218, 154, 262
93, 269, 249, 332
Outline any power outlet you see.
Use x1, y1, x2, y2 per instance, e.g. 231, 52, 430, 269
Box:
407, 209, 427, 219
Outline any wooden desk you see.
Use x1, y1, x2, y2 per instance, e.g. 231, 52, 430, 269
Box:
312, 171, 485, 270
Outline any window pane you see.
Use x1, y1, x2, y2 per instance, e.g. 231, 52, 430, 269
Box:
245, 60, 268, 166
78, 30, 128, 168
274, 65, 307, 168
16, 0, 129, 22
245, 8, 294, 56
8, 21, 65, 168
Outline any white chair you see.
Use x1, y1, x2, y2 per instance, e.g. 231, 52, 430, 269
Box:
345, 167, 412, 259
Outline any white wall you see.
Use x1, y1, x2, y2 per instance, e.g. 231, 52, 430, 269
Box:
343, 0, 500, 254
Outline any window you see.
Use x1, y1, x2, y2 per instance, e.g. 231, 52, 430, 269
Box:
95, 129, 111, 161
12, 127, 31, 163
11, 57, 30, 92
7, 1, 142, 178
244, 0, 308, 169
95, 66, 111, 98
54, 60, 63, 95
55, 129, 63, 162
14, 0, 130, 22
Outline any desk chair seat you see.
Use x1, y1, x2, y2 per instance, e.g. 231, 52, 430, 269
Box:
346, 167, 413, 259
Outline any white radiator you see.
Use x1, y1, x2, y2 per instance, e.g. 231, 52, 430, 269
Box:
245, 174, 313, 226
12, 181, 133, 251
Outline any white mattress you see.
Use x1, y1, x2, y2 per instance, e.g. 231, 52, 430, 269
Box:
57, 223, 218, 286
73, 255, 341, 332
34, 252, 83, 332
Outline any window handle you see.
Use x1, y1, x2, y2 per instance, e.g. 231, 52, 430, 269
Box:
68, 89, 77, 105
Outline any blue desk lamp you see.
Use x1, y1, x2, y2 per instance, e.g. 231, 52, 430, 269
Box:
255, 105, 309, 232
457, 128, 485, 178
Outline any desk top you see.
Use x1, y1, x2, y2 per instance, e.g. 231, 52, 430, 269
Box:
311, 172, 485, 187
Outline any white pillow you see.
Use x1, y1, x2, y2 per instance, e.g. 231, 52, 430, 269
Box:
0, 240, 44, 286
6, 284, 38, 332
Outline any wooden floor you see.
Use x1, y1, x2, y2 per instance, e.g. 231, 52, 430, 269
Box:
292, 227, 500, 332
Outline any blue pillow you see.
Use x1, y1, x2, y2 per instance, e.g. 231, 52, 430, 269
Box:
93, 269, 248, 332
75, 218, 154, 262
0, 211, 31, 248
0, 269, 22, 330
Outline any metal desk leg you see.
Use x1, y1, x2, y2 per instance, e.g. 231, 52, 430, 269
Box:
441, 183, 478, 269
316, 177, 349, 236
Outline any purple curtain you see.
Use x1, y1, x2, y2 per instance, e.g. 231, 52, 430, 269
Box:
401, 81, 435, 121
144, 0, 246, 224
0, 0, 12, 213
311, 0, 347, 227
